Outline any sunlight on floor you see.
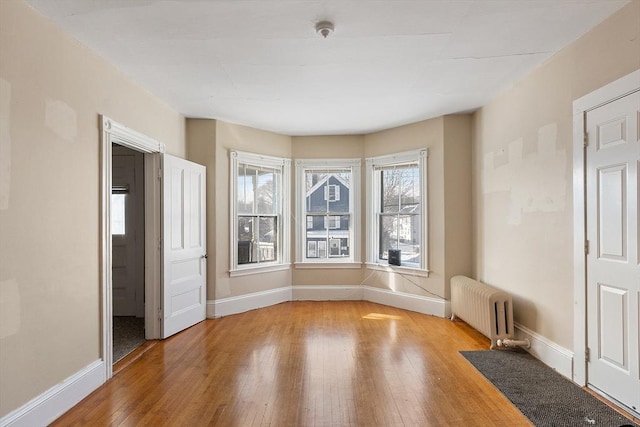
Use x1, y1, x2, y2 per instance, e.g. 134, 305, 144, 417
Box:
362, 313, 403, 320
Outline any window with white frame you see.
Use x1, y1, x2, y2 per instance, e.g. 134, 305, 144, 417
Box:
230, 151, 290, 274
295, 159, 361, 264
366, 149, 428, 271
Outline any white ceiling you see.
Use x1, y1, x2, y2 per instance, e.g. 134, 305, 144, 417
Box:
25, 0, 629, 136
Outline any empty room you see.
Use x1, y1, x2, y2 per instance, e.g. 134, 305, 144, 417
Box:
0, 0, 639, 426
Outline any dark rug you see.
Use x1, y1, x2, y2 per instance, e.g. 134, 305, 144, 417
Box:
113, 316, 145, 363
461, 350, 638, 427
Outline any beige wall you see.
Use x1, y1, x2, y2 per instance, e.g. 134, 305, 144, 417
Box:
212, 121, 293, 300
0, 0, 185, 417
472, 1, 640, 348
186, 120, 217, 299
443, 115, 473, 298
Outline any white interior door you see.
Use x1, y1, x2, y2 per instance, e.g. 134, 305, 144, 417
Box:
112, 145, 145, 317
162, 153, 207, 338
585, 90, 640, 413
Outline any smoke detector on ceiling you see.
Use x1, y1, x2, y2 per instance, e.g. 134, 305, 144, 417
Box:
315, 21, 334, 38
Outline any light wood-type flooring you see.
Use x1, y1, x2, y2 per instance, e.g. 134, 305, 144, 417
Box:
53, 301, 547, 426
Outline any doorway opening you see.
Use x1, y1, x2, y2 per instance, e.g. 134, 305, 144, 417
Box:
100, 116, 164, 380
100, 115, 207, 379
112, 144, 146, 363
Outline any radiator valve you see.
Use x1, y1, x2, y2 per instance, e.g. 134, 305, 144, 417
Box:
497, 338, 531, 349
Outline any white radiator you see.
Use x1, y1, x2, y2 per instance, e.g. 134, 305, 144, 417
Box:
450, 275, 514, 349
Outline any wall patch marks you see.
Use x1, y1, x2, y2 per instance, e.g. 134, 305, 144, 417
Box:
482, 123, 567, 225
45, 98, 77, 142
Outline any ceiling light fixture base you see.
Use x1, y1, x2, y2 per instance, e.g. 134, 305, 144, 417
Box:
315, 21, 335, 38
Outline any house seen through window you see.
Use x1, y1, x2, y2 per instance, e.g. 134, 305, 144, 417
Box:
296, 159, 361, 264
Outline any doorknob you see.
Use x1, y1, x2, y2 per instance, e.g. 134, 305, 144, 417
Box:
201, 254, 208, 259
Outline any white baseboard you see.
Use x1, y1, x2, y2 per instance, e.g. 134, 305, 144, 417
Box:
209, 285, 451, 320
514, 322, 574, 380
363, 286, 450, 317
0, 360, 105, 427
208, 286, 293, 318
292, 285, 363, 301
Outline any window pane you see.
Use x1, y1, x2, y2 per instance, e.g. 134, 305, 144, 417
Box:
323, 215, 341, 229
306, 215, 325, 258
379, 214, 419, 264
307, 240, 318, 258
256, 170, 275, 214
111, 194, 126, 235
305, 172, 350, 214
400, 167, 420, 211
318, 241, 327, 258
306, 172, 328, 194
306, 172, 328, 214
237, 164, 254, 214
327, 176, 349, 213
237, 216, 277, 264
381, 167, 419, 213
258, 217, 277, 262
381, 169, 401, 213
306, 214, 350, 260
238, 164, 278, 215
238, 216, 254, 264
329, 236, 349, 257
379, 215, 394, 259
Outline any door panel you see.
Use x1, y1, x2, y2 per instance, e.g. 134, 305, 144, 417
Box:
162, 154, 206, 338
586, 90, 640, 412
598, 283, 627, 370
598, 164, 626, 260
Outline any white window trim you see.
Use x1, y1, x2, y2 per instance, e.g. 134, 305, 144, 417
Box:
365, 149, 428, 273
230, 150, 291, 275
295, 158, 361, 264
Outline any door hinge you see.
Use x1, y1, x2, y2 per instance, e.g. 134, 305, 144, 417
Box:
584, 240, 589, 255
158, 168, 162, 180
585, 347, 590, 363
583, 132, 588, 147
158, 307, 162, 321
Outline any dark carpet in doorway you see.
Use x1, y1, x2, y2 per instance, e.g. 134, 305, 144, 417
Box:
461, 350, 638, 427
113, 316, 145, 363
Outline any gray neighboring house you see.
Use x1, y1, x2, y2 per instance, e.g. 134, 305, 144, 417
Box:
305, 174, 350, 259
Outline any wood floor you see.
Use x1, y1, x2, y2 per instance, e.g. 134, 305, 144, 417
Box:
53, 301, 534, 426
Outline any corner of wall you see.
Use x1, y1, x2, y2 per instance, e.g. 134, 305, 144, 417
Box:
442, 115, 473, 298
185, 118, 217, 300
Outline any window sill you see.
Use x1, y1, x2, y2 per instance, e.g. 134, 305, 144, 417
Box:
365, 262, 430, 277
229, 263, 291, 277
294, 262, 362, 270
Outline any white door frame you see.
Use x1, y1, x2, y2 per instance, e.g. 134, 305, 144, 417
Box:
572, 69, 640, 387
100, 115, 165, 379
